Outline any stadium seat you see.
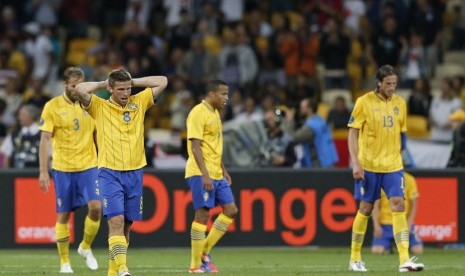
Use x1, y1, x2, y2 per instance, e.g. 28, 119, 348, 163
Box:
65, 38, 97, 65
396, 89, 411, 101
407, 115, 430, 139
317, 102, 329, 120
322, 89, 353, 108
435, 63, 465, 80
444, 51, 465, 68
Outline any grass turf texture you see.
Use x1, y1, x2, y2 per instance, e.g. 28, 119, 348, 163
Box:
0, 247, 463, 275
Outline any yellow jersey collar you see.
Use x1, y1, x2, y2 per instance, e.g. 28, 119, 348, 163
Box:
374, 90, 392, 102
202, 100, 216, 113
108, 96, 127, 109
63, 92, 78, 105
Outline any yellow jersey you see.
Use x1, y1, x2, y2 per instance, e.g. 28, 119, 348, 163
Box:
348, 91, 407, 172
85, 88, 154, 170
379, 172, 419, 225
39, 93, 97, 172
185, 100, 223, 180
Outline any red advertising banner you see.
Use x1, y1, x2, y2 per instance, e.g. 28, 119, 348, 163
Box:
415, 178, 458, 242
14, 178, 74, 244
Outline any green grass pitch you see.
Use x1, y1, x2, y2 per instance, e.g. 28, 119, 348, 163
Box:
0, 247, 463, 275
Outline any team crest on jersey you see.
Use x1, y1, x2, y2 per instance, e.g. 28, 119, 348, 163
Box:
394, 106, 399, 115
203, 192, 209, 202
348, 116, 354, 124
128, 103, 138, 111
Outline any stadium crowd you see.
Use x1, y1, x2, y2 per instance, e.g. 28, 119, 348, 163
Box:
0, 0, 465, 169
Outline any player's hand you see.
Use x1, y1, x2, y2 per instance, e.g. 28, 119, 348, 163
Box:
202, 176, 214, 191
352, 163, 364, 180
39, 171, 50, 193
373, 225, 383, 238
224, 172, 232, 186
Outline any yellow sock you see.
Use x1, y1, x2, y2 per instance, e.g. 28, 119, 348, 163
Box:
81, 216, 100, 249
108, 249, 119, 276
204, 213, 234, 254
109, 236, 128, 272
191, 221, 207, 269
392, 212, 410, 264
350, 212, 369, 262
55, 222, 70, 265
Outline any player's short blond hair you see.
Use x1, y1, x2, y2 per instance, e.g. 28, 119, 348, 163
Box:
108, 69, 132, 87
63, 67, 85, 82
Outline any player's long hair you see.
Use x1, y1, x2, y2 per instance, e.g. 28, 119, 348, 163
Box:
108, 69, 132, 87
375, 64, 397, 92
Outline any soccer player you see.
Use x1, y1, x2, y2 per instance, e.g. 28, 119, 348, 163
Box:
185, 80, 238, 273
39, 67, 101, 273
372, 172, 423, 255
347, 65, 424, 272
75, 69, 167, 276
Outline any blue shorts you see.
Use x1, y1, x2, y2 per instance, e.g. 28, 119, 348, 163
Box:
372, 224, 423, 249
52, 167, 100, 213
186, 176, 235, 210
99, 168, 143, 221
354, 170, 404, 203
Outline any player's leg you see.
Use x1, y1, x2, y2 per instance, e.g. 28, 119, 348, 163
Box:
76, 168, 102, 270
383, 171, 424, 271
350, 171, 379, 271
99, 169, 129, 276
371, 224, 393, 254
186, 176, 214, 272
52, 170, 74, 273
409, 227, 423, 255
203, 179, 238, 257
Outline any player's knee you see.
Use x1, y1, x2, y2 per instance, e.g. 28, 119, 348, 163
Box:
223, 204, 238, 218
108, 215, 125, 231
371, 246, 385, 254
389, 197, 405, 212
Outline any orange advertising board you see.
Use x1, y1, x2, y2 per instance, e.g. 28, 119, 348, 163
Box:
414, 178, 458, 242
15, 178, 74, 244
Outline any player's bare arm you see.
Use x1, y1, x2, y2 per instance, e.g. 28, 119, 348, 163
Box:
191, 138, 213, 191
348, 127, 364, 179
38, 131, 52, 193
132, 76, 168, 100
222, 163, 232, 185
75, 80, 108, 107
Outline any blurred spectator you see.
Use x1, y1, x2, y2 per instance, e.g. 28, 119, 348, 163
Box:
219, 26, 258, 91
319, 17, 350, 89
0, 77, 22, 127
282, 97, 338, 168
449, 2, 465, 50
125, 0, 152, 30
222, 88, 244, 121
246, 8, 273, 38
166, 8, 193, 53
256, 37, 286, 88
22, 22, 54, 82
408, 0, 443, 77
343, 0, 366, 37
452, 75, 465, 106
0, 104, 41, 168
408, 77, 432, 118
234, 96, 263, 123
305, 0, 344, 29
169, 77, 194, 132
31, 0, 61, 27
61, 0, 91, 39
429, 78, 463, 142
220, 0, 244, 24
163, 0, 194, 29
447, 109, 465, 167
400, 32, 427, 88
1, 5, 20, 37
22, 78, 51, 109
262, 109, 297, 167
120, 19, 153, 63
178, 34, 219, 96
327, 96, 351, 129
368, 16, 402, 69
1, 36, 27, 79
0, 99, 8, 139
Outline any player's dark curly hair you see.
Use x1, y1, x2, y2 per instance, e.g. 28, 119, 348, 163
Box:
206, 79, 227, 93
